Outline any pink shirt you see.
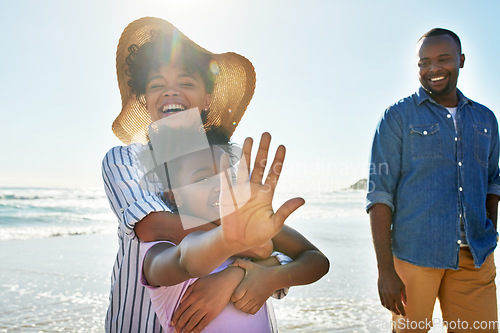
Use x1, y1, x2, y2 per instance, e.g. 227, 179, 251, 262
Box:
140, 241, 273, 333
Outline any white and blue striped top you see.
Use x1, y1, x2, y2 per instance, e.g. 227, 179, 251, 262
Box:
103, 144, 167, 333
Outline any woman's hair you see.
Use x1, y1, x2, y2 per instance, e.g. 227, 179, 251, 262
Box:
125, 30, 215, 97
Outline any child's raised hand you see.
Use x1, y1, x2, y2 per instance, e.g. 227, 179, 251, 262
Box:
219, 132, 305, 252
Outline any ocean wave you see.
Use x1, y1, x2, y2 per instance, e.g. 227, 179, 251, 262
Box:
0, 224, 116, 241
0, 186, 366, 240
0, 187, 117, 240
0, 187, 107, 201
274, 189, 366, 219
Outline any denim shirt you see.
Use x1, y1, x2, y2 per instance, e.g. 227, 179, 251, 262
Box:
367, 87, 500, 269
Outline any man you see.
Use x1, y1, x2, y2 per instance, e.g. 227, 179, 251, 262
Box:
367, 28, 500, 333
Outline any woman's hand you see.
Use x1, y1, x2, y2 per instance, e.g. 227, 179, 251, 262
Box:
171, 266, 244, 333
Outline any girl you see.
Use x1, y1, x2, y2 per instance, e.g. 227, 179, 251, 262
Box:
141, 136, 329, 333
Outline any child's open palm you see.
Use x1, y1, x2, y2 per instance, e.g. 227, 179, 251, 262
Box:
219, 132, 304, 251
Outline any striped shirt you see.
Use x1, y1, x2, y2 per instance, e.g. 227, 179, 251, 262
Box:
102, 144, 290, 333
103, 144, 167, 333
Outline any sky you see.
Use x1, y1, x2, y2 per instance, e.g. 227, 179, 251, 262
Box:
2, 0, 500, 193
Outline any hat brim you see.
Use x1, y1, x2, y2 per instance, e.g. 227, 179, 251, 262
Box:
112, 17, 256, 144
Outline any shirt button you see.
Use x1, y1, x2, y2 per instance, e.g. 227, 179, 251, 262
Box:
447, 114, 452, 118
459, 187, 463, 192
457, 240, 462, 245
459, 214, 462, 218
484, 128, 488, 133
454, 137, 458, 142
423, 131, 428, 135
458, 161, 462, 166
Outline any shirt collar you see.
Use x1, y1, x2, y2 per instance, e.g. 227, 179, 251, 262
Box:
416, 86, 471, 108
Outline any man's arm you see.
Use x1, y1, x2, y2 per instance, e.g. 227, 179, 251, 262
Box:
369, 203, 406, 316
486, 112, 500, 231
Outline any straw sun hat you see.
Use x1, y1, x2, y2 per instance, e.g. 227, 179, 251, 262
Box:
112, 17, 256, 144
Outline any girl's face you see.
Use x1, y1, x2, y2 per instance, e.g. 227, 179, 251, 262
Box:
145, 63, 211, 122
172, 147, 224, 222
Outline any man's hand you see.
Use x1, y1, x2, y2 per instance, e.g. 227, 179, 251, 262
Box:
171, 267, 245, 333
486, 194, 500, 230
219, 132, 305, 251
378, 268, 407, 316
369, 204, 406, 315
230, 258, 277, 314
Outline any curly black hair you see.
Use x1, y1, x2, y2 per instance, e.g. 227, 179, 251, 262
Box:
125, 30, 215, 97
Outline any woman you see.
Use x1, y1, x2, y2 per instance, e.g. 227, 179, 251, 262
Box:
102, 17, 328, 333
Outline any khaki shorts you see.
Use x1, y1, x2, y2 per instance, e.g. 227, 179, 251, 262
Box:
392, 248, 498, 333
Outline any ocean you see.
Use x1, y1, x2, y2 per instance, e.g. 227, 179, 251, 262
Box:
0, 187, 116, 241
0, 187, 465, 332
0, 187, 366, 241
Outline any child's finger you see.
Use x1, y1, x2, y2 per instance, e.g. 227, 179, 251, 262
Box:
219, 153, 237, 215
231, 285, 247, 303
250, 132, 271, 184
229, 258, 252, 270
249, 304, 261, 315
264, 144, 286, 192
219, 152, 230, 176
236, 137, 253, 184
234, 297, 252, 312
240, 300, 257, 314
274, 197, 306, 226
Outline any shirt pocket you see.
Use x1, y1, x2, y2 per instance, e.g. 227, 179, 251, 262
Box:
409, 123, 443, 159
473, 123, 491, 168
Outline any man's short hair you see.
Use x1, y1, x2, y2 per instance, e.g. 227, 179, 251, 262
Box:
418, 28, 462, 54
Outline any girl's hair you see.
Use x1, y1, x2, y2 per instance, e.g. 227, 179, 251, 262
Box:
125, 30, 215, 97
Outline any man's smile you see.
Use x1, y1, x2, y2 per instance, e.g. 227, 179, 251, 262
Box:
430, 76, 445, 82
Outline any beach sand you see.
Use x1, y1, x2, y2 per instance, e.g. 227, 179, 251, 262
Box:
0, 216, 499, 332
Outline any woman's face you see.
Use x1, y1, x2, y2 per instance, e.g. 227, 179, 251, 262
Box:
145, 63, 211, 122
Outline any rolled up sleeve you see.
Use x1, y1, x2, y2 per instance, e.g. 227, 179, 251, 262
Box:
102, 145, 170, 237
366, 107, 403, 212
